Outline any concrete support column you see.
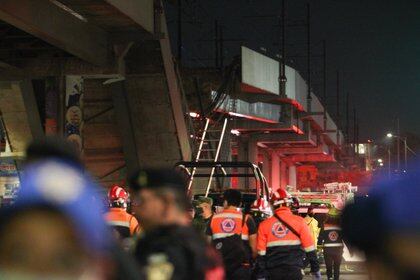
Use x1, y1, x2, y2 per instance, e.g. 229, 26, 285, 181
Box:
270, 152, 280, 191
288, 165, 297, 190
247, 137, 258, 164
247, 138, 258, 190
237, 137, 248, 189
280, 159, 288, 190
261, 151, 271, 187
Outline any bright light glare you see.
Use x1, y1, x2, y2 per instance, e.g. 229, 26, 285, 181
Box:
379, 163, 384, 166
230, 129, 240, 136
189, 112, 200, 118
378, 159, 383, 163
386, 133, 393, 138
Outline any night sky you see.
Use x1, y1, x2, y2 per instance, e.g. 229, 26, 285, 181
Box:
165, 0, 420, 141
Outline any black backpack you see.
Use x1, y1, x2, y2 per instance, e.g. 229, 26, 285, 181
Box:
211, 213, 248, 274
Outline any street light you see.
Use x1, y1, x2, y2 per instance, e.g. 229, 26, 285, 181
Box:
386, 132, 416, 172
378, 159, 383, 163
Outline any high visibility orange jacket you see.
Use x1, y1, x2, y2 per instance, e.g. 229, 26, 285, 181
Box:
207, 208, 256, 241
104, 208, 140, 238
257, 207, 319, 271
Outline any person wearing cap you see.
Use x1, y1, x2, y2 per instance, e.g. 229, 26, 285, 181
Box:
0, 159, 113, 279
206, 189, 257, 280
20, 138, 141, 280
319, 207, 343, 280
193, 196, 214, 234
342, 164, 420, 280
256, 188, 321, 280
129, 168, 224, 280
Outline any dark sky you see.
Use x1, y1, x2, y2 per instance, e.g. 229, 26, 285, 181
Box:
165, 0, 420, 141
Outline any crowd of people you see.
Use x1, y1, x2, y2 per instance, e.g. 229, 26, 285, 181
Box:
0, 136, 418, 280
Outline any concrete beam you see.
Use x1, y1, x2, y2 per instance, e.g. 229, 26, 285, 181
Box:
252, 132, 315, 144
19, 80, 44, 140
0, 82, 40, 152
158, 8, 191, 161
283, 153, 336, 163
0, 0, 109, 66
272, 144, 329, 155
105, 0, 154, 34
110, 81, 140, 175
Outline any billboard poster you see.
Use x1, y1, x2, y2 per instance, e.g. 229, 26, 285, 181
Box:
0, 159, 18, 177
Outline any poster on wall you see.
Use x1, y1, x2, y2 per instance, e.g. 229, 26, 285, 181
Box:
0, 159, 20, 206
65, 76, 84, 154
0, 159, 18, 177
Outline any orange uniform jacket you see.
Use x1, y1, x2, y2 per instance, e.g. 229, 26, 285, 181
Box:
104, 208, 140, 238
207, 208, 256, 241
257, 207, 319, 271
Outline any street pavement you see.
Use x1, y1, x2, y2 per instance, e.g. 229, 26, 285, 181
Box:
303, 262, 369, 280
303, 274, 369, 280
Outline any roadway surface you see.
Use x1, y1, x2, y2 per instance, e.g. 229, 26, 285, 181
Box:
303, 262, 369, 280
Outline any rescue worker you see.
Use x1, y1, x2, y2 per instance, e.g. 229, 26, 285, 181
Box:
256, 189, 321, 280
104, 185, 140, 241
129, 168, 224, 280
206, 189, 257, 280
304, 206, 320, 246
193, 196, 214, 234
320, 207, 343, 280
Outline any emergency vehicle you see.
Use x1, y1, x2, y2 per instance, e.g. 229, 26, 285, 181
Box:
175, 161, 271, 213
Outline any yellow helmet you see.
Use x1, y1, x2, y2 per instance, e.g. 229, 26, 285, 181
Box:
328, 207, 341, 218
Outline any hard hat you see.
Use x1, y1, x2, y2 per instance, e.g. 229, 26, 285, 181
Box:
270, 189, 293, 206
328, 207, 341, 217
108, 185, 128, 206
251, 197, 271, 215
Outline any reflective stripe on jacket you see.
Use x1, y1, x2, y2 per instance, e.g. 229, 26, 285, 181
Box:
104, 208, 140, 238
257, 207, 316, 269
321, 224, 343, 248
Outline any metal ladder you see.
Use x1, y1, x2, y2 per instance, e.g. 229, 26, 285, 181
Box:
187, 118, 228, 196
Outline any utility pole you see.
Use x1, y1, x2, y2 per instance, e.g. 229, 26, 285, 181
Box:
214, 20, 219, 69
279, 0, 287, 97
353, 107, 357, 155
356, 119, 359, 155
219, 25, 224, 69
307, 3, 312, 107
404, 137, 408, 171
397, 117, 400, 172
323, 40, 327, 104
388, 147, 391, 179
336, 70, 340, 144
323, 40, 327, 131
177, 0, 182, 64
346, 92, 350, 143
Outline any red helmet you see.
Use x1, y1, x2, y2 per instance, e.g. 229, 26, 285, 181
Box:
250, 197, 272, 215
108, 185, 128, 207
270, 189, 293, 206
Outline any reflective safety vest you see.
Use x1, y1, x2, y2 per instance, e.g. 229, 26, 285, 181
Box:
304, 216, 320, 245
209, 209, 251, 241
104, 208, 140, 238
322, 223, 343, 248
257, 207, 316, 269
